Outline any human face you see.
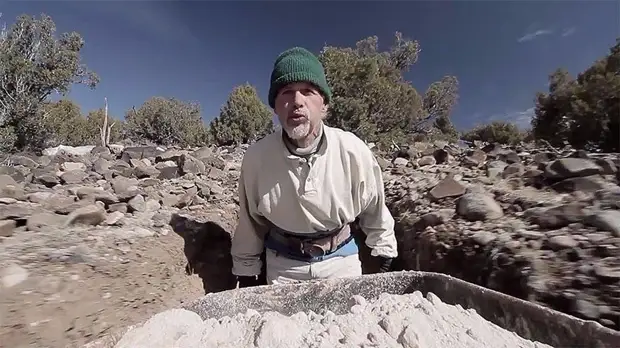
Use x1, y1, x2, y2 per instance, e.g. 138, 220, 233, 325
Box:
274, 82, 326, 142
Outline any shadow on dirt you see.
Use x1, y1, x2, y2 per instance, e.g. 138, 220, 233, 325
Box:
169, 213, 245, 294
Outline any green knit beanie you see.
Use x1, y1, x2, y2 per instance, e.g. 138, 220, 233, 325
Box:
268, 47, 332, 108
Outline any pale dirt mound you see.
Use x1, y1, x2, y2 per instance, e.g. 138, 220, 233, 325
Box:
112, 291, 552, 348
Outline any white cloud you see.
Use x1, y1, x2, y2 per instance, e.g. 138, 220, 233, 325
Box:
488, 107, 535, 129
517, 29, 553, 43
516, 26, 577, 43
562, 27, 576, 37
511, 107, 535, 129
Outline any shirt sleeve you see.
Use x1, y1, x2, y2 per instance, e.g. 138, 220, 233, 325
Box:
357, 147, 399, 259
230, 155, 269, 276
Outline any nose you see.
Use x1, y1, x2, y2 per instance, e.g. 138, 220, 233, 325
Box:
292, 90, 304, 106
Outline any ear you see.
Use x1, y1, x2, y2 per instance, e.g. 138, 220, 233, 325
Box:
320, 104, 329, 119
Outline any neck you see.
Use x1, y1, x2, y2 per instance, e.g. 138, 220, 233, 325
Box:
284, 122, 324, 156
296, 122, 323, 148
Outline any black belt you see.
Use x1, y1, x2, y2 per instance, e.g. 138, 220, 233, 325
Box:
266, 224, 353, 258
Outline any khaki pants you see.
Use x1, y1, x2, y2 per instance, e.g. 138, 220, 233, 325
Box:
265, 248, 362, 285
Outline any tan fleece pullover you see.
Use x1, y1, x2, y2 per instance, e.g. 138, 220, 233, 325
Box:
231, 124, 398, 276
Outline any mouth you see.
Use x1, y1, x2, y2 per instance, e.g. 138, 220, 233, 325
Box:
289, 113, 306, 122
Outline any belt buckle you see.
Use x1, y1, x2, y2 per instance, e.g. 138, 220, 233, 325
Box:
301, 242, 326, 257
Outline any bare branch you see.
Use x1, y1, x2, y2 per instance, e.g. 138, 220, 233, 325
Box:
99, 96, 113, 147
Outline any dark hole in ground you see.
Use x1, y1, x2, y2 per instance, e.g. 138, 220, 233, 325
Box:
169, 213, 240, 293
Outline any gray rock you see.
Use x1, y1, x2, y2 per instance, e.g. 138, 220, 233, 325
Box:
429, 177, 466, 200
456, 193, 503, 221
65, 204, 106, 226
417, 156, 436, 167
546, 235, 578, 250
1, 263, 29, 289
393, 157, 409, 168
0, 219, 16, 237
526, 204, 586, 229
544, 158, 603, 180
587, 210, 620, 237
26, 212, 66, 231
128, 194, 146, 213
61, 161, 87, 171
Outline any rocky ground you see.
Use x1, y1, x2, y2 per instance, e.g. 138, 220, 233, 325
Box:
383, 141, 620, 330
0, 139, 618, 347
0, 144, 243, 347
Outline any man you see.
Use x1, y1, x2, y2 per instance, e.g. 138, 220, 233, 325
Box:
230, 47, 398, 287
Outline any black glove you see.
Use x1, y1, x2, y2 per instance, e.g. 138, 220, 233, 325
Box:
376, 256, 393, 273
237, 275, 261, 288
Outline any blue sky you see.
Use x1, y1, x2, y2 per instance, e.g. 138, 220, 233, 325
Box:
1, 0, 618, 131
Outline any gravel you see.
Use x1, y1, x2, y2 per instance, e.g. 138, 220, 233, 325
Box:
114, 291, 552, 348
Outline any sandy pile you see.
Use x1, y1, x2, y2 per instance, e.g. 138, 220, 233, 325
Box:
114, 291, 552, 348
